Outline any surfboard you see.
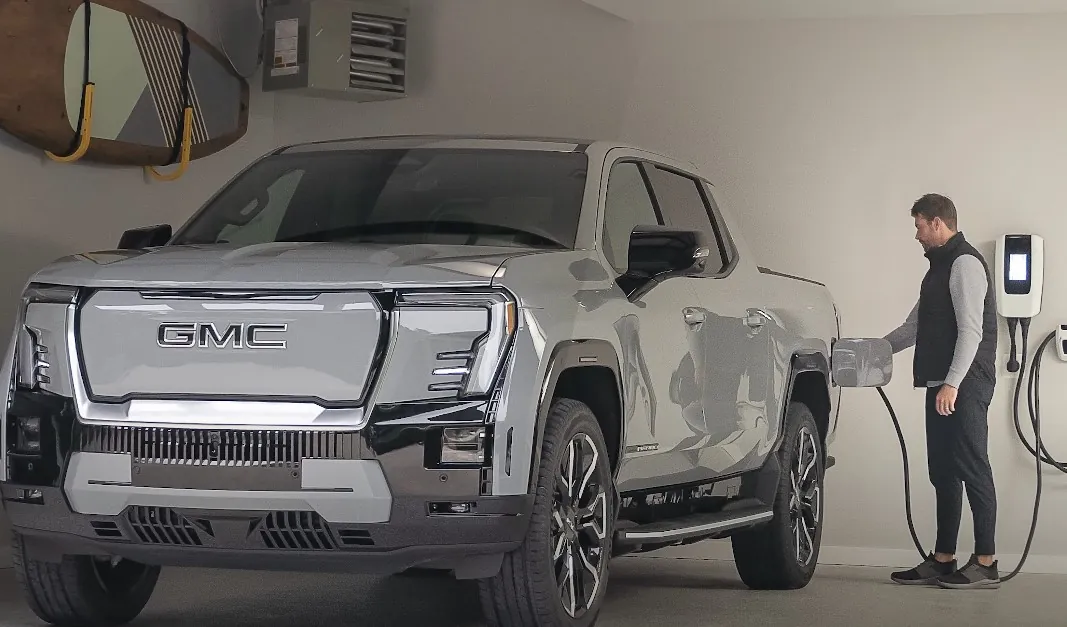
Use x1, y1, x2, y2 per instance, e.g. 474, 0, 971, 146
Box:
0, 0, 250, 166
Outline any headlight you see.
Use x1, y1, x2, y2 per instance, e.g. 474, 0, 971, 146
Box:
396, 291, 517, 398
14, 283, 78, 390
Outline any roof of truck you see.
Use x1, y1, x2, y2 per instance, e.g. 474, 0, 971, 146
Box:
278, 134, 596, 153
275, 134, 704, 179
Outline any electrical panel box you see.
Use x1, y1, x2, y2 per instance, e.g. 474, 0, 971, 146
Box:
262, 0, 408, 102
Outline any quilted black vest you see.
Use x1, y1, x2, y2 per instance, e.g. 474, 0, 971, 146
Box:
913, 232, 998, 387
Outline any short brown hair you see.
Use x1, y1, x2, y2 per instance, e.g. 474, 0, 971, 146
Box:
911, 193, 957, 230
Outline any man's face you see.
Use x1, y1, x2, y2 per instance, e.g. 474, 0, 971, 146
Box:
914, 215, 943, 251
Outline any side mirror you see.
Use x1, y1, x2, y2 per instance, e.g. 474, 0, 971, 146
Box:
118, 224, 172, 250
626, 226, 710, 278
832, 338, 894, 387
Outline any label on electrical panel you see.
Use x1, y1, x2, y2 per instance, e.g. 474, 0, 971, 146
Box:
271, 18, 300, 76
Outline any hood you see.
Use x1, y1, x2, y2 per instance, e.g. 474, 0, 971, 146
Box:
29, 242, 537, 290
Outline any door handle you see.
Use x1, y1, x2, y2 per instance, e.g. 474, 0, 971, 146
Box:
744, 310, 767, 328
683, 307, 706, 326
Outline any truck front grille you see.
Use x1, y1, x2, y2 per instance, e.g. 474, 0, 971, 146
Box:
80, 426, 360, 467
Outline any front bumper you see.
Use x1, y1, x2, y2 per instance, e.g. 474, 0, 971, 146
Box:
2, 485, 531, 578
2, 392, 533, 579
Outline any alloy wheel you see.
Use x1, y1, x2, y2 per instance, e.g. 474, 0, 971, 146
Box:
90, 557, 152, 594
789, 426, 821, 567
551, 432, 609, 619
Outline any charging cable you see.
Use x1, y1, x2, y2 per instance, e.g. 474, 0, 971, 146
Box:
877, 319, 1063, 583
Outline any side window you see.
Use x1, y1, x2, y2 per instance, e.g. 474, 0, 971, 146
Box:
601, 161, 663, 272
645, 166, 729, 273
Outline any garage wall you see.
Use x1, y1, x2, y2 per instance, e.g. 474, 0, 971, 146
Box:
620, 14, 1067, 571
272, 0, 636, 145
0, 0, 633, 566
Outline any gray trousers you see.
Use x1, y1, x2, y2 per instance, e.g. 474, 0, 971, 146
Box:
925, 374, 998, 556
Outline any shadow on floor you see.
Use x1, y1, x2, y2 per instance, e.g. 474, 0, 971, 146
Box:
1, 556, 1065, 627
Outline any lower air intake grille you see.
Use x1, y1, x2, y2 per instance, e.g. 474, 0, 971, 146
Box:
90, 520, 124, 539
80, 426, 359, 467
337, 529, 374, 547
127, 507, 202, 546
260, 511, 336, 550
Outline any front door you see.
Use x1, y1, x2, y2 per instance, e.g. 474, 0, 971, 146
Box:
596, 156, 712, 493
642, 165, 776, 481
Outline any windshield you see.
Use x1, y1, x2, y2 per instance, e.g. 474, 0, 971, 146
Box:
172, 148, 589, 249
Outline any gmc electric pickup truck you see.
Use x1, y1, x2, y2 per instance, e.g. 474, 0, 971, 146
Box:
1, 136, 881, 627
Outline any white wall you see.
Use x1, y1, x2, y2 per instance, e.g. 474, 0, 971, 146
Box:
272, 0, 636, 145
0, 0, 634, 565
620, 14, 1067, 571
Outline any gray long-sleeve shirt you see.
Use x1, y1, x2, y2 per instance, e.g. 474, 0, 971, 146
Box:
884, 255, 988, 389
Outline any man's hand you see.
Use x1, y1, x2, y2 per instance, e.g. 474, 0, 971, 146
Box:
936, 384, 958, 416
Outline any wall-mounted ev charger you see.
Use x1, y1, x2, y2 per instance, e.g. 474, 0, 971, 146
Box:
995, 233, 1044, 319
994, 234, 1044, 373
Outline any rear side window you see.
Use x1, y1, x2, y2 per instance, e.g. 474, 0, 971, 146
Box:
644, 166, 731, 273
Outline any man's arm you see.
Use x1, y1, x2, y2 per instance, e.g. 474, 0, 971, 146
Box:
944, 255, 988, 388
884, 300, 918, 354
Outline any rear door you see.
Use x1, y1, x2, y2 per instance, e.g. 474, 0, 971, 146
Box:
643, 164, 775, 480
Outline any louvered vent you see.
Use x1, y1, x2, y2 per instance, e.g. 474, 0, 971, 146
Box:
80, 426, 359, 467
260, 511, 337, 550
349, 11, 407, 95
127, 507, 203, 546
262, 0, 410, 102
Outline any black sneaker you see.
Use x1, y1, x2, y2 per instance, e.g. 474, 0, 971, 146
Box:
936, 556, 1001, 589
890, 553, 957, 585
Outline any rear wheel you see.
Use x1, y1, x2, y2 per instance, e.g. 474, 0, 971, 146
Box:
731, 401, 825, 590
12, 532, 160, 627
479, 398, 615, 627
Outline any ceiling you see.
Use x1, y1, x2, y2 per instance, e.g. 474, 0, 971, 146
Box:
582, 0, 1067, 22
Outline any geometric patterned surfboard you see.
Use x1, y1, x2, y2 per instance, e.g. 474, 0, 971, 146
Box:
0, 0, 249, 166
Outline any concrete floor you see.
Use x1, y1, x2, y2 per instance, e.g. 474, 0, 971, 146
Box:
0, 555, 1064, 626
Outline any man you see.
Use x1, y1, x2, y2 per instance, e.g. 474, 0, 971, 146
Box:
883, 193, 1001, 589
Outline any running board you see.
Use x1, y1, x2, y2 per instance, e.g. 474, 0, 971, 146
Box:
614, 504, 774, 546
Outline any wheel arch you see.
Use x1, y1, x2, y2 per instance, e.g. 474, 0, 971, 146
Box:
777, 351, 832, 451
528, 340, 624, 492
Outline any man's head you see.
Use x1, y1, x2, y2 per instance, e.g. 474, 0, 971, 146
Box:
911, 193, 958, 251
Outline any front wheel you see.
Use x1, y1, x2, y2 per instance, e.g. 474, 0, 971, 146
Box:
12, 532, 160, 627
731, 401, 825, 590
479, 398, 615, 627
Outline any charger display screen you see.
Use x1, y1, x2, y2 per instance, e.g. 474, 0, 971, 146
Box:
1004, 235, 1032, 295
1009, 253, 1028, 281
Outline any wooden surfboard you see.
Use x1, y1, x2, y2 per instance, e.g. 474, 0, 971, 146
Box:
0, 0, 250, 166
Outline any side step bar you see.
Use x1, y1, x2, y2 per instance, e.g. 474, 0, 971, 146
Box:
614, 502, 773, 547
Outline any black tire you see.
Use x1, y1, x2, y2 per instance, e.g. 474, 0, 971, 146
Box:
479, 398, 615, 627
11, 532, 161, 627
731, 401, 825, 590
